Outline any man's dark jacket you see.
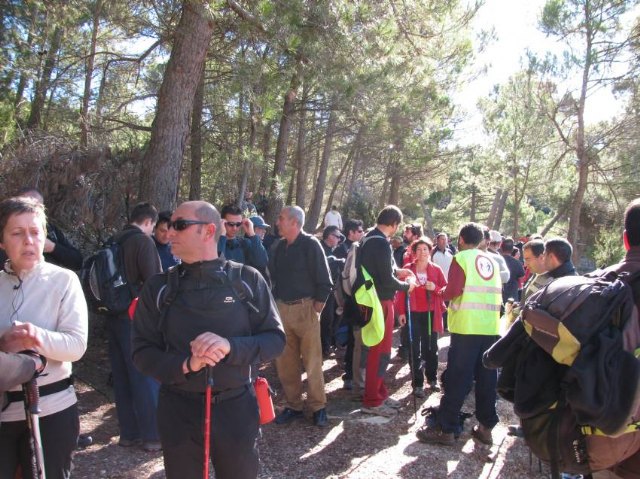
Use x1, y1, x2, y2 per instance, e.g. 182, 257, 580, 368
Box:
132, 259, 285, 393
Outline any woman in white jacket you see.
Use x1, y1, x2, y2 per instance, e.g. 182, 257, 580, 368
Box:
0, 196, 88, 479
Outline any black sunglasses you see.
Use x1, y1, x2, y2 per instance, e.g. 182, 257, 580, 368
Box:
168, 219, 210, 231
225, 221, 243, 227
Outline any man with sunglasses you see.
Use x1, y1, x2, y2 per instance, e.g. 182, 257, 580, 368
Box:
217, 204, 268, 278
132, 201, 285, 479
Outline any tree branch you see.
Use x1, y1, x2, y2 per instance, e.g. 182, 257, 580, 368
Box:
226, 0, 267, 34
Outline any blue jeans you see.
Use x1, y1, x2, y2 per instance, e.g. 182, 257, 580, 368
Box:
437, 333, 499, 433
107, 315, 160, 442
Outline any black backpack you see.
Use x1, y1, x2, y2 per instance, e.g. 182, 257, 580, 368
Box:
80, 229, 142, 315
158, 260, 258, 321
485, 270, 640, 478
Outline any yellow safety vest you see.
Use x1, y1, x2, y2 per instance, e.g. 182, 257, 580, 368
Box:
448, 249, 502, 335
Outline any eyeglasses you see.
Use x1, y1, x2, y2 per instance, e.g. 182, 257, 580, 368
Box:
168, 219, 210, 231
225, 222, 243, 228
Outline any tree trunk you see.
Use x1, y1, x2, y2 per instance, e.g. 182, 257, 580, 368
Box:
487, 188, 502, 229
568, 158, 589, 257
321, 130, 360, 222
470, 185, 477, 222
387, 158, 401, 205
13, 3, 40, 118
80, 0, 102, 147
189, 68, 205, 201
139, 1, 214, 210
265, 58, 303, 226
305, 108, 336, 232
294, 97, 308, 208
236, 89, 247, 208
541, 205, 567, 237
258, 122, 272, 192
493, 189, 509, 231
286, 170, 295, 206
421, 203, 435, 238
379, 158, 392, 211
567, 1, 593, 261
512, 161, 530, 238
344, 126, 366, 206
27, 25, 63, 129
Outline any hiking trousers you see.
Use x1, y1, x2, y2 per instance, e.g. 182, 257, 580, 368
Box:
408, 311, 439, 387
275, 299, 326, 412
363, 299, 395, 407
437, 333, 499, 433
107, 315, 160, 443
0, 403, 79, 479
158, 386, 259, 479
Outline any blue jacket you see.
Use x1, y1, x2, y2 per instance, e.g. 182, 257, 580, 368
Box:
218, 235, 268, 273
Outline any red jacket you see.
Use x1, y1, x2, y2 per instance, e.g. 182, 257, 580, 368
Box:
395, 261, 447, 333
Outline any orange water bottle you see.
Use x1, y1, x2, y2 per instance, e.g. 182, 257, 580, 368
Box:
254, 376, 275, 424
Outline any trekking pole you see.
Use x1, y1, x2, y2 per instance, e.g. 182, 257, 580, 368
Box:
405, 294, 417, 421
22, 377, 46, 479
203, 365, 214, 479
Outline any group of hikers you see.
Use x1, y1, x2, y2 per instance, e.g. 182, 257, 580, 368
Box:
0, 186, 639, 479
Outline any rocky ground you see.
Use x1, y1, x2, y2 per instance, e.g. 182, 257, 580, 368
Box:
70, 323, 566, 479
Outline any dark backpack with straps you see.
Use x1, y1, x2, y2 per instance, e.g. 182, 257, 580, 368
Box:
157, 260, 259, 321
80, 229, 142, 315
493, 269, 640, 478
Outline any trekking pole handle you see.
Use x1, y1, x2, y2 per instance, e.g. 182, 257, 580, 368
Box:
23, 377, 41, 414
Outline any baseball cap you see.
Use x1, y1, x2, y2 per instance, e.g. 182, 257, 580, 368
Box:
249, 216, 270, 229
489, 230, 502, 243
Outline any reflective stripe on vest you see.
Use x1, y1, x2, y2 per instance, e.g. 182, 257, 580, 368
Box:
448, 249, 502, 335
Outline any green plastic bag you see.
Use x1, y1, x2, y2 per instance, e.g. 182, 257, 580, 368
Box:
355, 266, 385, 347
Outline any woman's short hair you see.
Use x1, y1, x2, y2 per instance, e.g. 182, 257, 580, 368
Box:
0, 196, 47, 242
411, 236, 434, 254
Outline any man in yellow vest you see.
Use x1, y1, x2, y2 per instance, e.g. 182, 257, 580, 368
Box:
417, 222, 502, 445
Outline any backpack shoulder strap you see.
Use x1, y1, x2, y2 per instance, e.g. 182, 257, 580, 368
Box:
111, 227, 143, 247
158, 265, 181, 310
223, 260, 259, 314
156, 265, 182, 336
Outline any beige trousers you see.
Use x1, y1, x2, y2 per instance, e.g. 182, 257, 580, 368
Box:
275, 299, 327, 412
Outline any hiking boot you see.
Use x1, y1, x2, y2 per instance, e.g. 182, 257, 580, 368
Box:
413, 387, 426, 399
313, 408, 329, 427
118, 438, 142, 448
416, 425, 455, 446
77, 434, 93, 449
361, 404, 398, 418
384, 397, 402, 409
428, 380, 440, 392
275, 407, 304, 425
471, 424, 493, 445
507, 424, 524, 437
142, 441, 162, 452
